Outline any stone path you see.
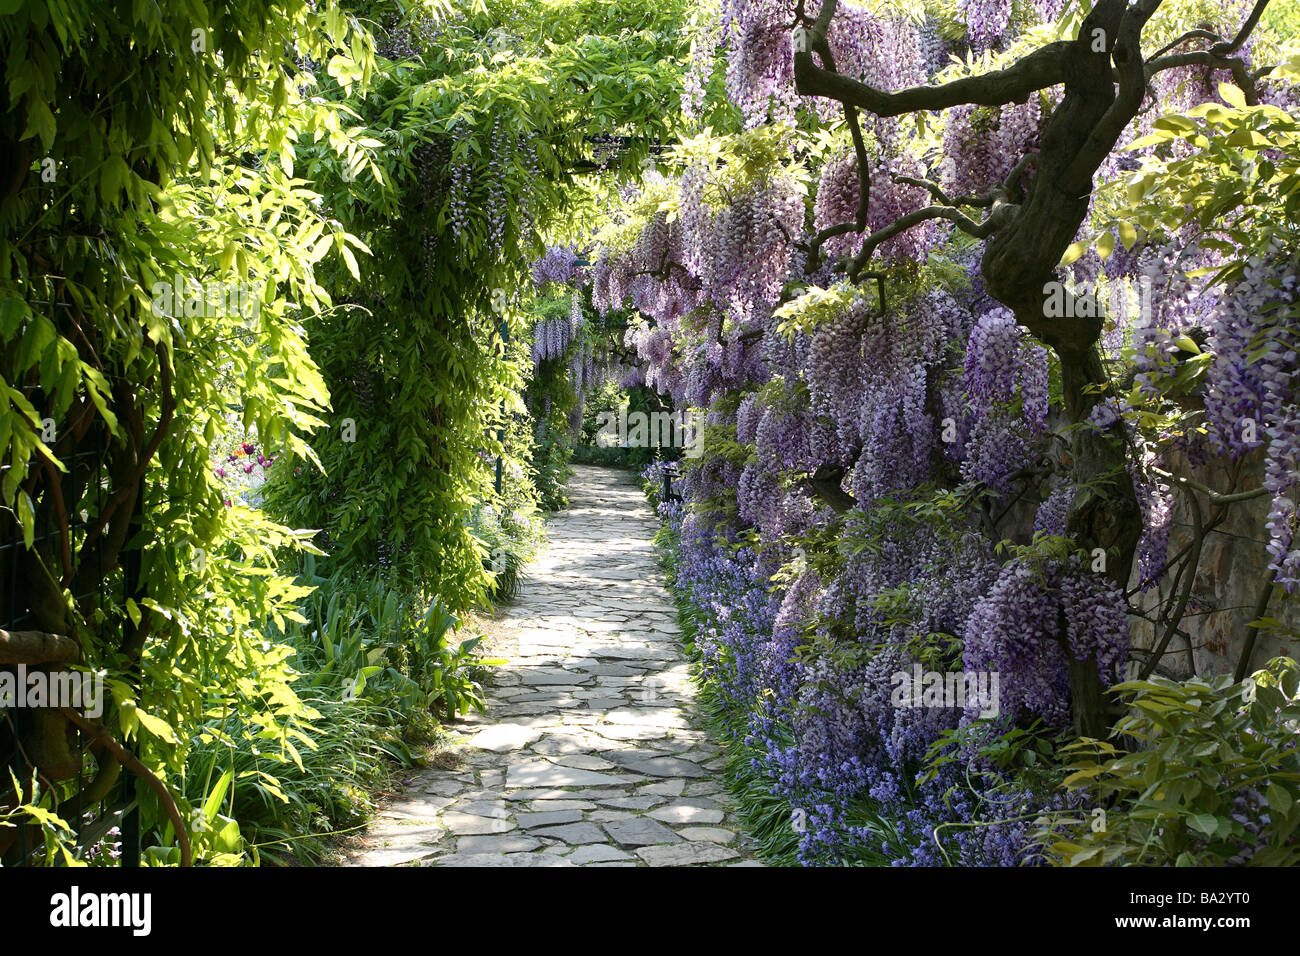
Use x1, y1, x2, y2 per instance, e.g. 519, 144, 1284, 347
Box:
346, 464, 759, 867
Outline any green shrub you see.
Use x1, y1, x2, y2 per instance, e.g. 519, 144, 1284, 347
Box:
525, 298, 579, 511
175, 559, 502, 864
471, 501, 542, 603
1036, 657, 1300, 866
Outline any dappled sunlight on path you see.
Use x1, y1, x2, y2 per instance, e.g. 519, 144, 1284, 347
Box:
346, 465, 760, 867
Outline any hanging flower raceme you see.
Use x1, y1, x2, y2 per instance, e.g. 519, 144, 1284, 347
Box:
531, 315, 573, 367
958, 0, 1012, 49
960, 307, 1050, 490
1201, 245, 1300, 590
941, 98, 1043, 199
963, 557, 1129, 726
720, 0, 800, 129
812, 151, 862, 265
530, 243, 587, 289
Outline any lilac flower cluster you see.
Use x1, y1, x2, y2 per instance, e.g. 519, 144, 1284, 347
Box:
958, 0, 1012, 49
531, 315, 573, 366
1126, 239, 1300, 590
865, 158, 944, 264
1132, 466, 1175, 588
964, 308, 1021, 413
811, 151, 861, 264
701, 177, 805, 325
916, 18, 950, 78
963, 557, 1128, 725
960, 308, 1049, 488
941, 98, 1043, 198
1034, 481, 1073, 537
1203, 277, 1273, 461
1214, 248, 1300, 590
1032, 0, 1068, 21
486, 116, 509, 252
823, 5, 925, 96
447, 125, 472, 237
817, 6, 925, 143
516, 135, 540, 246
718, 0, 800, 129
530, 243, 586, 289
1087, 398, 1122, 432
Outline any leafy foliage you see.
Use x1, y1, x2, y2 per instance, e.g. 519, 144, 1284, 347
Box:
1, 0, 690, 864
0, 0, 378, 862
1037, 658, 1300, 866
263, 0, 690, 607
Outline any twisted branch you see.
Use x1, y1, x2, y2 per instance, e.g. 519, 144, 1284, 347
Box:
794, 0, 1072, 116
58, 707, 192, 867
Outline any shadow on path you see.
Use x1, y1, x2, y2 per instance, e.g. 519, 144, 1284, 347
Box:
346, 464, 761, 867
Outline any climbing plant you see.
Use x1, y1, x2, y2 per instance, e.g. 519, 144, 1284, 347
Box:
0, 0, 380, 862
6, 0, 1299, 874
263, 0, 692, 609
578, 0, 1300, 865
0, 0, 698, 865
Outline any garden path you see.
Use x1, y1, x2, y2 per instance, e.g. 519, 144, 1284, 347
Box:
346, 464, 760, 867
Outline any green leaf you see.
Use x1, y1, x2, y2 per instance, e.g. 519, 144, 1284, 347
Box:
204, 768, 235, 822
339, 244, 360, 281
22, 97, 56, 150
1116, 220, 1138, 250
1268, 783, 1292, 816
0, 297, 28, 337
118, 699, 139, 738
136, 709, 179, 745
16, 491, 35, 549
1060, 240, 1089, 267
210, 816, 242, 855
1218, 82, 1247, 110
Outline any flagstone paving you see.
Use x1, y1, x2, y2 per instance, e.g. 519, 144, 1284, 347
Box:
347, 464, 760, 867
